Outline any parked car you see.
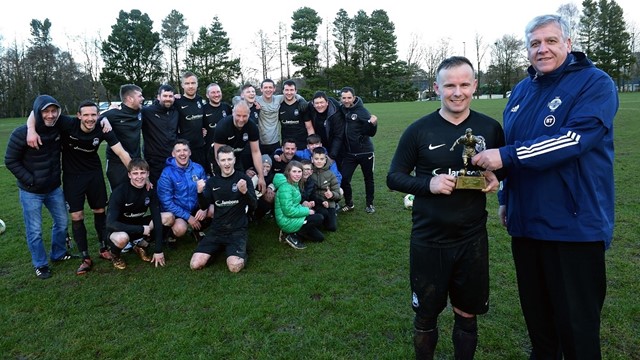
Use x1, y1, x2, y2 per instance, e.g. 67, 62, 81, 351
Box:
98, 101, 121, 114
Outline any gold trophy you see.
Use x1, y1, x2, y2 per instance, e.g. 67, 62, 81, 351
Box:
449, 128, 487, 190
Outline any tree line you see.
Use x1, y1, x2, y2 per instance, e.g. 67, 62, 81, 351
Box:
0, 0, 637, 118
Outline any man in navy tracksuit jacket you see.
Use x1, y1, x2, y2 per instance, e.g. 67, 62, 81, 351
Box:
472, 15, 618, 359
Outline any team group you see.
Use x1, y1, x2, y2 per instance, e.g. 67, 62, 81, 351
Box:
5, 74, 378, 278
5, 13, 618, 359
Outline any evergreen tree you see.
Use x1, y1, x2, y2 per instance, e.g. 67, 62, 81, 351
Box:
161, 10, 189, 90
287, 7, 322, 80
579, 0, 599, 56
100, 10, 164, 97
25, 19, 83, 111
185, 16, 240, 99
332, 9, 353, 66
580, 0, 634, 87
367, 10, 409, 101
26, 19, 57, 96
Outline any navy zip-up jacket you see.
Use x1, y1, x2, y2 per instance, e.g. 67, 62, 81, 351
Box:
498, 52, 618, 248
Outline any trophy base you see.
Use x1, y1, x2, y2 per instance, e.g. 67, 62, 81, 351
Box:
455, 175, 486, 190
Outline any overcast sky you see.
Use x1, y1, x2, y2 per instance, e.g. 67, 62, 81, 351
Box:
1, 0, 638, 78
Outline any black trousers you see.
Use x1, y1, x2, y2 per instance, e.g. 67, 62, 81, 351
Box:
341, 152, 375, 206
512, 237, 606, 360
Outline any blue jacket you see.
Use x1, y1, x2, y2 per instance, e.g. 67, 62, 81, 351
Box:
498, 52, 617, 248
157, 157, 207, 221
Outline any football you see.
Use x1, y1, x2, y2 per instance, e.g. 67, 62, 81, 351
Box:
403, 194, 415, 210
0, 219, 5, 234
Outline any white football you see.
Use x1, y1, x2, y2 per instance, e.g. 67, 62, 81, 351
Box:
403, 194, 415, 210
0, 219, 5, 234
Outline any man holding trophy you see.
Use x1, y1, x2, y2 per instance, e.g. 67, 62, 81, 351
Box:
387, 56, 505, 359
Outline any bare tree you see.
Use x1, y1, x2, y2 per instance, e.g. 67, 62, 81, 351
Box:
254, 29, 277, 80
489, 35, 526, 96
73, 33, 105, 102
423, 38, 451, 94
474, 33, 490, 98
319, 17, 332, 70
278, 22, 289, 82
405, 33, 425, 70
557, 3, 582, 50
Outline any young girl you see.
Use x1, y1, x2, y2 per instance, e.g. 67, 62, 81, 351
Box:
273, 161, 325, 249
309, 148, 342, 232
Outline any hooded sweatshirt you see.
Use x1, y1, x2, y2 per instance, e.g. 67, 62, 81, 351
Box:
498, 52, 618, 248
5, 95, 62, 194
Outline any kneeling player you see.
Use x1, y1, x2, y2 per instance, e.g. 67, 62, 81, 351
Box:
190, 146, 257, 272
106, 158, 174, 269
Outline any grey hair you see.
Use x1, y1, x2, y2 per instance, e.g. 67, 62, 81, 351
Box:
525, 14, 570, 48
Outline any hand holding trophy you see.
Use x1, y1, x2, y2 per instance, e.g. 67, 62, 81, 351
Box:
449, 128, 487, 190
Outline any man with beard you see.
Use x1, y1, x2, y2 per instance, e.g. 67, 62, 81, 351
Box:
141, 84, 179, 185
100, 84, 145, 190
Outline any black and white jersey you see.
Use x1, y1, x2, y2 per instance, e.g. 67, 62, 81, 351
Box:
387, 110, 505, 247
58, 115, 119, 174
198, 170, 257, 234
175, 95, 205, 149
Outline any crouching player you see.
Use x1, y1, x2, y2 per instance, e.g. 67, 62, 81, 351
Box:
190, 145, 257, 272
106, 158, 174, 269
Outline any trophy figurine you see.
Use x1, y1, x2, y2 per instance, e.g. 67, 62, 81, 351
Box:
449, 128, 487, 190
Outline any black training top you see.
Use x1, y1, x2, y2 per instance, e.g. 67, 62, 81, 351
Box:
58, 115, 119, 173
198, 170, 257, 235
175, 95, 205, 149
387, 110, 505, 248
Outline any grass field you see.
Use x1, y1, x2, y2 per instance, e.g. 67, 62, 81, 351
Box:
0, 95, 638, 359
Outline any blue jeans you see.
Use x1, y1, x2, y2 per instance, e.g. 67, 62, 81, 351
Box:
19, 187, 68, 268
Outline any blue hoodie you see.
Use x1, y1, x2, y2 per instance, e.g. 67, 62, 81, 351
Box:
498, 52, 618, 248
156, 157, 207, 221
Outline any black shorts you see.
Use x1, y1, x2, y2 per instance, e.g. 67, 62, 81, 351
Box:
63, 170, 108, 213
194, 230, 247, 260
109, 215, 150, 241
410, 229, 489, 318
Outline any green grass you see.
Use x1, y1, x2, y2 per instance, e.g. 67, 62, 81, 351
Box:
1, 94, 639, 359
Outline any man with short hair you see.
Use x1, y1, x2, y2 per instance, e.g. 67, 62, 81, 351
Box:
57, 101, 131, 274
339, 86, 378, 214
203, 83, 233, 175
191, 145, 257, 273
101, 84, 145, 190
271, 138, 301, 174
307, 91, 345, 167
237, 83, 261, 125
279, 80, 313, 149
472, 14, 618, 358
5, 95, 70, 279
141, 84, 179, 185
175, 71, 207, 169
157, 139, 210, 244
106, 159, 174, 270
387, 56, 504, 359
